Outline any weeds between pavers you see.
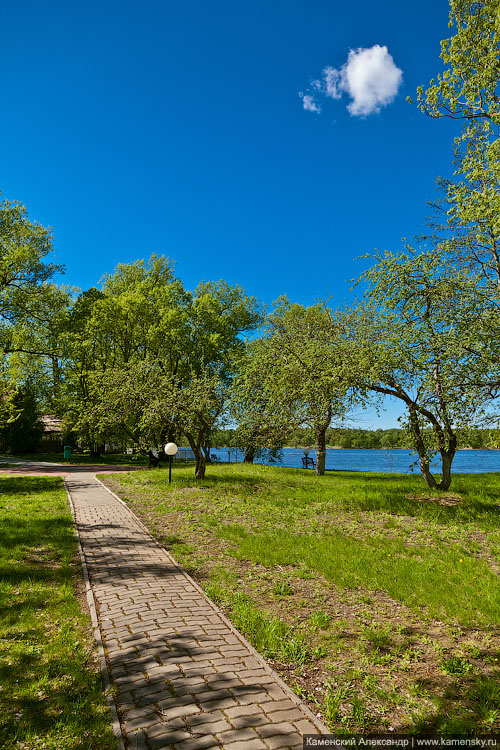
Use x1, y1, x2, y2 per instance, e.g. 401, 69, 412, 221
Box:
102, 463, 500, 735
0, 475, 116, 750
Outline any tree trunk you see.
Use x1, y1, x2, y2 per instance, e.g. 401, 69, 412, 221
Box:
194, 449, 206, 478
244, 446, 255, 463
184, 429, 207, 479
416, 452, 437, 489
438, 447, 456, 490
51, 357, 62, 404
315, 426, 327, 476
408, 406, 437, 489
90, 442, 101, 458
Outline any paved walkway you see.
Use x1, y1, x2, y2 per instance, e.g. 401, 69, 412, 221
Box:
65, 471, 326, 749
0, 455, 139, 477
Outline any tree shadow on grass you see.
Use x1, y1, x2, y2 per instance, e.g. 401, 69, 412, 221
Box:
0, 652, 116, 749
409, 670, 500, 735
0, 515, 74, 549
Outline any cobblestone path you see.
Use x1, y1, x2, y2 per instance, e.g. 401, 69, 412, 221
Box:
65, 472, 327, 750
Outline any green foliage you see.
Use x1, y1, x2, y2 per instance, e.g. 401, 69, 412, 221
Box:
0, 386, 43, 454
324, 682, 349, 724
272, 578, 294, 596
441, 655, 473, 675
0, 195, 67, 422
309, 610, 331, 629
60, 255, 262, 475
231, 300, 360, 473
399, 0, 500, 488
348, 244, 500, 489
416, 0, 500, 125
6, 284, 72, 414
0, 195, 63, 334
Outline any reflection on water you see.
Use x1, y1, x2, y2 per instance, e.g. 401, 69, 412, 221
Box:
210, 448, 500, 474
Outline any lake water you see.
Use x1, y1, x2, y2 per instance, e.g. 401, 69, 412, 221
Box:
211, 447, 500, 474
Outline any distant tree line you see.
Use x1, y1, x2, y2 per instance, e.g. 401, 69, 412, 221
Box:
212, 427, 499, 451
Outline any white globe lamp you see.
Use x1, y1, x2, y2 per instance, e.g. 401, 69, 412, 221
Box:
164, 442, 178, 483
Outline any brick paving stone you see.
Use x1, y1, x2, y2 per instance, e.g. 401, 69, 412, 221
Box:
123, 728, 148, 748
147, 725, 191, 743
173, 737, 222, 750
188, 710, 228, 727
65, 471, 326, 750
264, 734, 304, 750
257, 721, 296, 738
216, 727, 260, 743
293, 718, 318, 735
230, 714, 269, 729
149, 736, 188, 750
122, 712, 160, 732
265, 700, 301, 714
189, 719, 232, 735
224, 741, 269, 750
266, 709, 306, 724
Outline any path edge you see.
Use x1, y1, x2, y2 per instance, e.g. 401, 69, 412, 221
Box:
64, 479, 126, 750
94, 472, 329, 735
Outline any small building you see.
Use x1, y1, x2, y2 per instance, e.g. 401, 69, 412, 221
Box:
40, 415, 63, 452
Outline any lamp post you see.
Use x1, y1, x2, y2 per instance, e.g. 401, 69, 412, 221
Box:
164, 442, 178, 484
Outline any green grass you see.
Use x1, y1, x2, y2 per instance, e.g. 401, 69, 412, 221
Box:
205, 583, 310, 664
217, 524, 499, 625
106, 463, 500, 627
0, 475, 116, 749
102, 463, 500, 734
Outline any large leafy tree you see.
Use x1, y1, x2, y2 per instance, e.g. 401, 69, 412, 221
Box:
80, 362, 226, 477
6, 284, 72, 415
0, 195, 63, 341
64, 255, 262, 475
234, 301, 356, 475
229, 340, 295, 465
414, 0, 500, 294
349, 247, 500, 490
61, 256, 191, 454
416, 0, 500, 125
0, 385, 44, 454
0, 194, 65, 435
413, 0, 500, 393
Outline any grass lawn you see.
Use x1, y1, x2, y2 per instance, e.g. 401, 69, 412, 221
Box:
102, 463, 500, 736
0, 475, 117, 749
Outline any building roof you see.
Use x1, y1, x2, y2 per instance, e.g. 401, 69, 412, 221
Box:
41, 415, 63, 433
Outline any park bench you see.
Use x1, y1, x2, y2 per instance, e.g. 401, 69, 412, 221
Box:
301, 455, 315, 469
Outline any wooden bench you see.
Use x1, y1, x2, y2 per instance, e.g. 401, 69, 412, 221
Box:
302, 455, 315, 469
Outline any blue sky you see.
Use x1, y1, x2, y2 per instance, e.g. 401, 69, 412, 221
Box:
1, 0, 460, 427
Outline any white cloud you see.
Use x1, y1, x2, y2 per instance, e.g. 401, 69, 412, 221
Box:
336, 45, 403, 116
323, 66, 342, 99
299, 92, 321, 113
300, 44, 402, 117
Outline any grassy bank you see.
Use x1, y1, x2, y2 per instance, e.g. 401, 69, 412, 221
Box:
0, 475, 116, 749
102, 463, 500, 735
